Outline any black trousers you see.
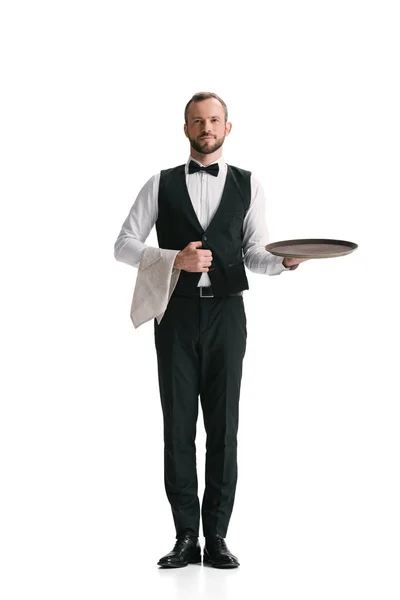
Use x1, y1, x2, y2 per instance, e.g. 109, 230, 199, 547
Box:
154, 294, 247, 539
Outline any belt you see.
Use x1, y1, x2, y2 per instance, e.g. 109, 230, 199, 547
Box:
173, 287, 243, 298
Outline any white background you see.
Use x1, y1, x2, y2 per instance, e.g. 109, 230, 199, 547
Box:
1, 1, 399, 599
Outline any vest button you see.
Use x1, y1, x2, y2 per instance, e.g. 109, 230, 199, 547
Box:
203, 235, 208, 241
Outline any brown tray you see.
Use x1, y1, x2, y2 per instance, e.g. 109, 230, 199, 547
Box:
265, 238, 358, 259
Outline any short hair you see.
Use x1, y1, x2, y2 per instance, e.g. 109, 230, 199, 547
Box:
184, 92, 228, 124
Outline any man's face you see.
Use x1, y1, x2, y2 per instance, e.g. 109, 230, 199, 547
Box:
184, 98, 232, 155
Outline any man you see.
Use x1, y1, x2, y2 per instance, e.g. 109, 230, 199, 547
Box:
114, 92, 307, 568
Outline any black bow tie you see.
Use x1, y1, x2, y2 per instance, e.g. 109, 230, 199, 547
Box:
188, 161, 219, 177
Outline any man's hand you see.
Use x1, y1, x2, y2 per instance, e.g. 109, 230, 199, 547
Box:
174, 241, 213, 272
282, 257, 310, 268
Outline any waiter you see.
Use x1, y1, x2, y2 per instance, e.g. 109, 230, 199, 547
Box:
114, 92, 307, 568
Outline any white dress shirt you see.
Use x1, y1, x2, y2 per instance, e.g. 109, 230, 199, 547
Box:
114, 155, 290, 283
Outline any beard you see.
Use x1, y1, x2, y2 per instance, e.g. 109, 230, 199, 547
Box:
189, 133, 225, 155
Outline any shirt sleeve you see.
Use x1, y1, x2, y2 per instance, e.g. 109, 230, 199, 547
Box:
242, 174, 292, 275
114, 173, 160, 268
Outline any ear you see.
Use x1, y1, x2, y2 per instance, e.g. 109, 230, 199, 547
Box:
225, 121, 232, 136
184, 123, 189, 139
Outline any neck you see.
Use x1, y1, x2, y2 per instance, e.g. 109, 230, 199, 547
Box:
190, 148, 222, 166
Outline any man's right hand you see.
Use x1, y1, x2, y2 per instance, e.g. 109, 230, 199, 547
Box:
174, 241, 213, 272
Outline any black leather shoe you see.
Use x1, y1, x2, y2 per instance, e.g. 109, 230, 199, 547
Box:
157, 534, 201, 568
203, 535, 240, 568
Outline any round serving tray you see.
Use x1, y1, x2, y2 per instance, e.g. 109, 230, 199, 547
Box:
265, 238, 358, 259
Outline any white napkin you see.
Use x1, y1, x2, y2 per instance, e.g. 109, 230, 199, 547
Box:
130, 247, 181, 328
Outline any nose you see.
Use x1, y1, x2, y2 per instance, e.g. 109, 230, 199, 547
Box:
201, 122, 213, 135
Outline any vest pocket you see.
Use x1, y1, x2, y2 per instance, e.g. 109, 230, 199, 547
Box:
222, 210, 243, 219
228, 261, 244, 267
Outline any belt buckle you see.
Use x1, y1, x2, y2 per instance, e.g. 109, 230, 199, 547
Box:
200, 287, 213, 298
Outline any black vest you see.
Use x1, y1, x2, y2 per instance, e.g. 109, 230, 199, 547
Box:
155, 164, 251, 296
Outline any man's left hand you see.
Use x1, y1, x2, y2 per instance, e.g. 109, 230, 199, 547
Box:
283, 257, 310, 268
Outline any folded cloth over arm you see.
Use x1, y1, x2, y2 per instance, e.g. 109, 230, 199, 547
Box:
130, 247, 181, 328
